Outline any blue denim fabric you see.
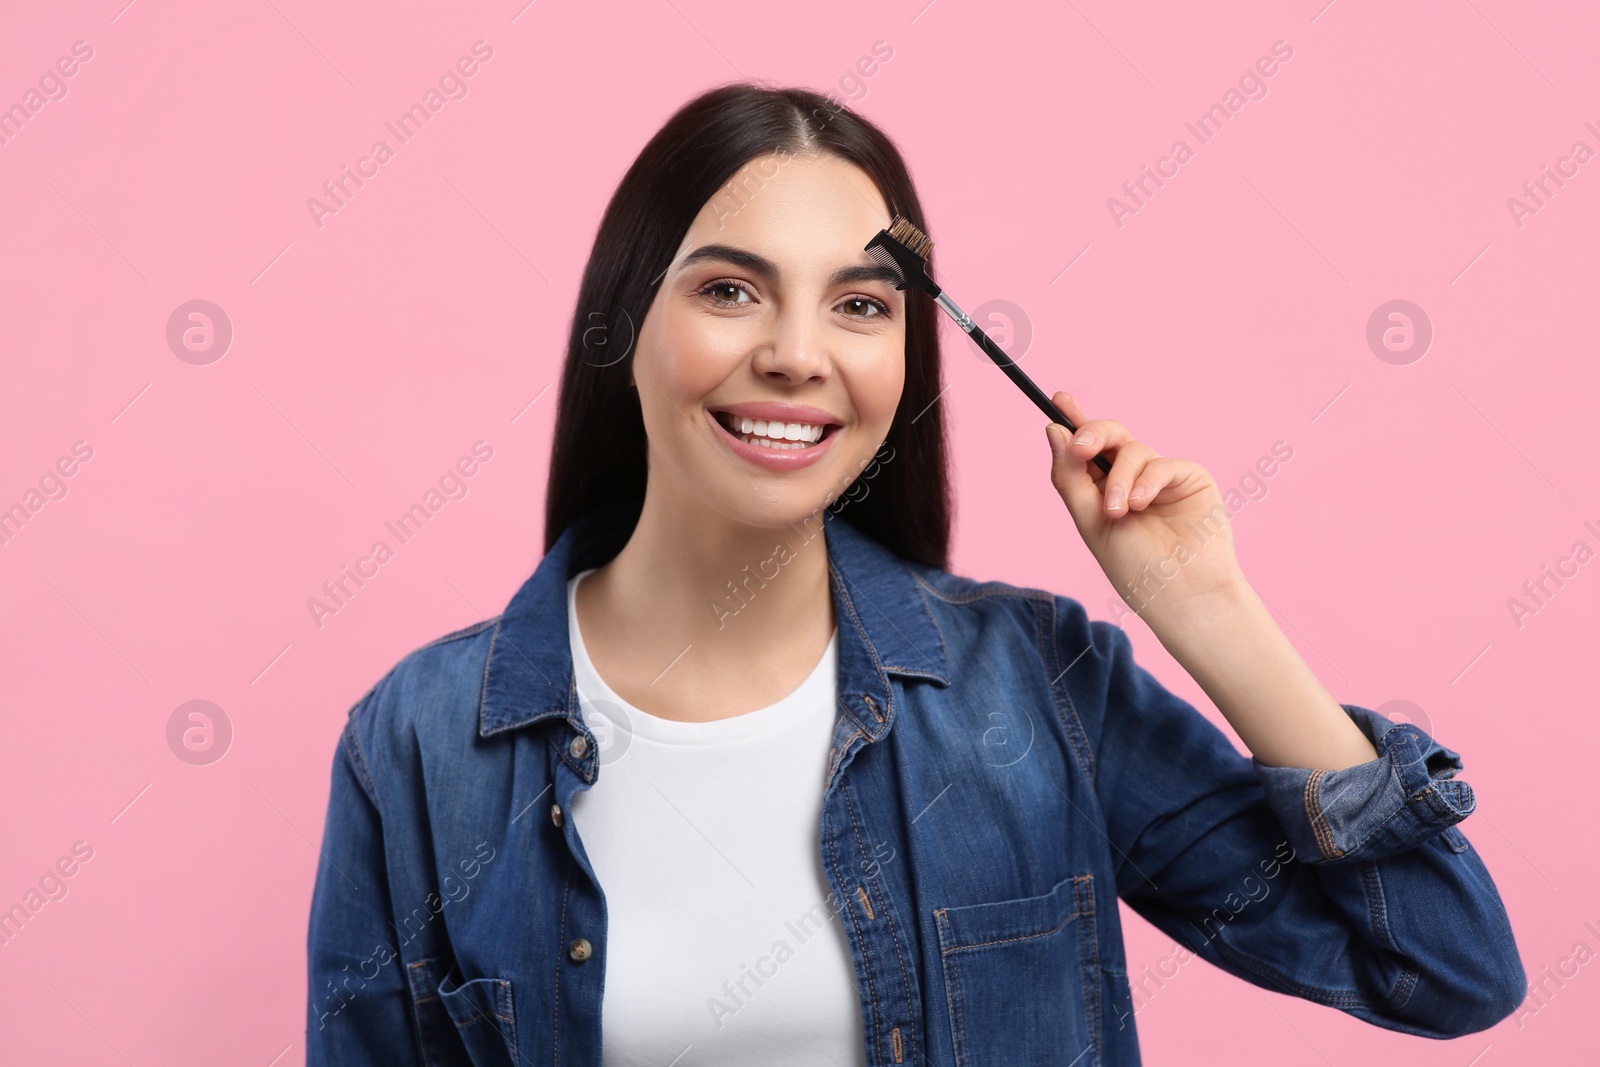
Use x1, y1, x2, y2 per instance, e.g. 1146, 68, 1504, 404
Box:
306, 502, 1526, 1066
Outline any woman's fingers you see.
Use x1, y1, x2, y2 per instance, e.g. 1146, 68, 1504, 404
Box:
1099, 439, 1162, 513
1053, 395, 1123, 470
1048, 391, 1164, 521
1048, 393, 1171, 517
1053, 391, 1088, 427
1126, 456, 1180, 510
1046, 393, 1107, 526
1052, 394, 1119, 479
1072, 417, 1134, 459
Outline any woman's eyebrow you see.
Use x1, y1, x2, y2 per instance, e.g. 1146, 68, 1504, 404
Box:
675, 244, 902, 289
830, 263, 904, 288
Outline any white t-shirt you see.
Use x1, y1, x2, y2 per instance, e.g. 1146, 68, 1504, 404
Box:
565, 568, 867, 1066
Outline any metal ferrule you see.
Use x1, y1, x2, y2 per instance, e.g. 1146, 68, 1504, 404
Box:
935, 291, 973, 332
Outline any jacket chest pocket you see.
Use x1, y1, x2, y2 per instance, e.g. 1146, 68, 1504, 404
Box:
407, 956, 520, 1067
933, 873, 1099, 1067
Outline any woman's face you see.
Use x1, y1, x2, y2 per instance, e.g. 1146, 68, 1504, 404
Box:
629, 150, 907, 531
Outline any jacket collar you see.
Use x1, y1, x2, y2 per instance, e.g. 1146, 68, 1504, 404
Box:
478, 501, 951, 740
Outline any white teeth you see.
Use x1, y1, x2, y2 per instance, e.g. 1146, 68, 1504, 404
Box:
720, 412, 828, 446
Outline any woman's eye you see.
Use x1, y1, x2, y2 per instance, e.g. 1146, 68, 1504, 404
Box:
697, 280, 753, 306
838, 295, 891, 320
695, 281, 888, 319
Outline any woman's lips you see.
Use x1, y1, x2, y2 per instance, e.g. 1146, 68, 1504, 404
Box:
709, 409, 840, 471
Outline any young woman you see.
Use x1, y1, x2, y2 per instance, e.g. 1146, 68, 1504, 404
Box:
306, 84, 1525, 1066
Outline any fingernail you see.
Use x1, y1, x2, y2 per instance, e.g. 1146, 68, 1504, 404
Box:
1129, 485, 1147, 501
1105, 486, 1125, 510
1074, 431, 1095, 447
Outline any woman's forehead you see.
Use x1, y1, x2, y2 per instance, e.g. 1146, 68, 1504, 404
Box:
682, 152, 890, 268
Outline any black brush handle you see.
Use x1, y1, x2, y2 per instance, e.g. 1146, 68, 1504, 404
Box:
964, 320, 1113, 475
867, 224, 1114, 475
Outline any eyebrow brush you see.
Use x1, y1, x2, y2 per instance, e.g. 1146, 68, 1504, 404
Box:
865, 216, 1112, 475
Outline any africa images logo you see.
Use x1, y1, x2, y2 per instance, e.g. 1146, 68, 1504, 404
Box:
306, 41, 495, 229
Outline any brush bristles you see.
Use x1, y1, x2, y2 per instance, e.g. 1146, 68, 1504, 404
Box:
886, 215, 932, 259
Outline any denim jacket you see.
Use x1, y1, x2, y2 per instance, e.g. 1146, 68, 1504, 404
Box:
306, 502, 1526, 1066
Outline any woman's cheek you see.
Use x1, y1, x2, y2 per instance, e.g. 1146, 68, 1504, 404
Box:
659, 310, 745, 396
858, 341, 905, 432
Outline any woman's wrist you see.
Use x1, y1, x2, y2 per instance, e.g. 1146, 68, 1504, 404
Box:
1135, 568, 1256, 635
1144, 575, 1381, 771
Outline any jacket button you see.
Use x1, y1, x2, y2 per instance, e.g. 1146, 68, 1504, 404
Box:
550, 803, 563, 827
569, 734, 589, 759
569, 937, 592, 962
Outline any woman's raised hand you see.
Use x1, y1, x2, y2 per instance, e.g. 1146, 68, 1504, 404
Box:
1044, 391, 1246, 624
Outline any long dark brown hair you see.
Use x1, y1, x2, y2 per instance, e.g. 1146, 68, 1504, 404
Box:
543, 83, 951, 570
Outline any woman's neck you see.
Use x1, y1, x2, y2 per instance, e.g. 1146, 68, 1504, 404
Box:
573, 485, 837, 722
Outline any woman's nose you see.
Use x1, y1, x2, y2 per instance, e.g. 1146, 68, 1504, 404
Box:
752, 311, 830, 382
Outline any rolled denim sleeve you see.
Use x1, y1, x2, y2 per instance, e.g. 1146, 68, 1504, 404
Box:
1252, 704, 1476, 864
1055, 603, 1527, 1039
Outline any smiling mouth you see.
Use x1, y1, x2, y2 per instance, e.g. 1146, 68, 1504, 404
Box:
714, 411, 841, 450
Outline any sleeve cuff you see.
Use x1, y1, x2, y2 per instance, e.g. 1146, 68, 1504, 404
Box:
1251, 704, 1476, 864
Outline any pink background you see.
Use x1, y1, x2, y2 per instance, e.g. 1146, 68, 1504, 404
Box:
3, 0, 1596, 1063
